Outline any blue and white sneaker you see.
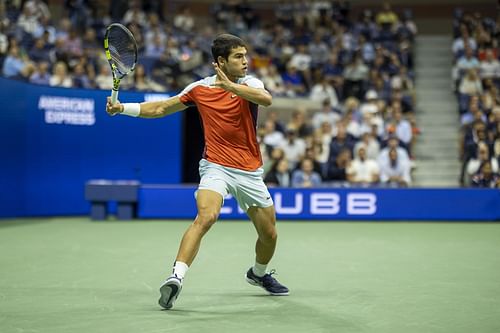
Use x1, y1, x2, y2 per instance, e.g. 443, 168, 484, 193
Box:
245, 268, 289, 296
158, 276, 182, 309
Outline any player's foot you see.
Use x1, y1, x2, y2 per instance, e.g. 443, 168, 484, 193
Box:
245, 268, 289, 296
158, 276, 183, 309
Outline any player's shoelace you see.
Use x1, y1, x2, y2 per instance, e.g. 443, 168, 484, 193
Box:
260, 270, 288, 293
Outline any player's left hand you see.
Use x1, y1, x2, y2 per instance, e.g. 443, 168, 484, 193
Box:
211, 62, 235, 91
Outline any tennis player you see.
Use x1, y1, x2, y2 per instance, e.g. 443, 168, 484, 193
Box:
106, 34, 289, 309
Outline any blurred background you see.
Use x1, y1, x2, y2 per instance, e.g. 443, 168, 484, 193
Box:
0, 0, 499, 219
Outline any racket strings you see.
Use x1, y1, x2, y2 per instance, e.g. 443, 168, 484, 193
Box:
107, 28, 137, 75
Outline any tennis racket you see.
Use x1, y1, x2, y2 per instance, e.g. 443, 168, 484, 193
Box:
104, 23, 138, 104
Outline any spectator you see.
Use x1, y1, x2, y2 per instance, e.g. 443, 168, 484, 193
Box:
282, 63, 307, 97
312, 99, 341, 130
292, 157, 322, 188
378, 136, 410, 167
258, 65, 286, 97
262, 119, 285, 149
386, 104, 412, 151
264, 158, 291, 187
379, 147, 412, 187
347, 146, 380, 185
132, 63, 166, 92
479, 48, 500, 80
354, 132, 381, 160
2, 45, 28, 78
376, 2, 399, 31
49, 61, 72, 87
471, 161, 500, 188
459, 69, 483, 96
326, 147, 352, 182
287, 108, 313, 138
29, 60, 50, 85
95, 63, 113, 90
465, 141, 499, 185
279, 128, 306, 170
343, 53, 369, 100
310, 75, 339, 106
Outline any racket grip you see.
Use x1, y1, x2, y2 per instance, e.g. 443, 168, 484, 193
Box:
111, 89, 119, 104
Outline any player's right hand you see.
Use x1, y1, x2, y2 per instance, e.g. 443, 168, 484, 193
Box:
106, 96, 123, 116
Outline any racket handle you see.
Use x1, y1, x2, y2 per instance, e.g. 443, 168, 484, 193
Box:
111, 89, 119, 104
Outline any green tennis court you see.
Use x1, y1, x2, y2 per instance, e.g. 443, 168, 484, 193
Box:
1, 218, 499, 333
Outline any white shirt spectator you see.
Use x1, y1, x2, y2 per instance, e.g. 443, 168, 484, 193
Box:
310, 80, 339, 106
347, 157, 380, 183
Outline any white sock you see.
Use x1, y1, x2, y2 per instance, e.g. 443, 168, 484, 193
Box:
172, 261, 189, 280
252, 262, 267, 277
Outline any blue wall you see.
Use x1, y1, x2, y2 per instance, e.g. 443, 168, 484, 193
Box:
0, 78, 182, 217
139, 186, 500, 221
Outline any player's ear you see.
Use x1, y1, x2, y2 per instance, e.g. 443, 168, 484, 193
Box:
217, 56, 226, 67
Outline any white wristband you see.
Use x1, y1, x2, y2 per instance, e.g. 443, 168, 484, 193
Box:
121, 103, 141, 117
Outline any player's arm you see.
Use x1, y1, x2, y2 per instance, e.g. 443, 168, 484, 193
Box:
212, 63, 272, 107
106, 96, 188, 118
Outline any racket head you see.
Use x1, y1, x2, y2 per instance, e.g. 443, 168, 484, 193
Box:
104, 23, 138, 80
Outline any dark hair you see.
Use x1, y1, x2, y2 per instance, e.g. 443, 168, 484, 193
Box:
211, 33, 246, 63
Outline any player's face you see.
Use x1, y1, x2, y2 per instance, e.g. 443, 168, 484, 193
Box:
221, 46, 248, 78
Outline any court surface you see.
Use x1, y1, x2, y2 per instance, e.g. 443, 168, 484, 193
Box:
0, 218, 499, 333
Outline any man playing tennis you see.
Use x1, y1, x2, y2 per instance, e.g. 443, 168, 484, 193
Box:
106, 34, 289, 310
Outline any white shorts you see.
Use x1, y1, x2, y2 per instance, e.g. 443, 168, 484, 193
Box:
197, 159, 274, 212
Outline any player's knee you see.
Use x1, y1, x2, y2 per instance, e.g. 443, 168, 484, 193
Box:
260, 227, 277, 245
195, 211, 218, 232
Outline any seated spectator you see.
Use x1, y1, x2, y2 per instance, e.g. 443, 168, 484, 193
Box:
262, 119, 285, 149
282, 63, 307, 97
376, 2, 398, 31
459, 69, 483, 96
452, 26, 477, 57
471, 161, 500, 188
343, 53, 369, 100
279, 128, 306, 170
311, 99, 341, 130
385, 104, 413, 152
262, 146, 285, 174
287, 107, 313, 138
479, 49, 500, 80
347, 146, 380, 185
292, 157, 322, 188
259, 65, 286, 97
465, 141, 499, 185
326, 148, 352, 182
95, 63, 113, 90
310, 76, 339, 106
354, 132, 381, 160
264, 158, 291, 187
28, 38, 50, 63
29, 61, 50, 85
328, 123, 356, 162
288, 43, 312, 88
132, 63, 166, 92
2, 45, 28, 78
49, 61, 72, 87
379, 147, 412, 187
72, 62, 93, 88
378, 136, 410, 167
144, 33, 166, 59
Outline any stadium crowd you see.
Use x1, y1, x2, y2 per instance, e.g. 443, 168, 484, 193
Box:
452, 9, 500, 188
1, 0, 421, 187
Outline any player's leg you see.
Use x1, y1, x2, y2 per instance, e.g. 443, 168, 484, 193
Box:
158, 189, 223, 309
176, 189, 223, 266
247, 205, 277, 266
245, 205, 289, 295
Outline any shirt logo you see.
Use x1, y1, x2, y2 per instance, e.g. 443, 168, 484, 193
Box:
231, 94, 237, 98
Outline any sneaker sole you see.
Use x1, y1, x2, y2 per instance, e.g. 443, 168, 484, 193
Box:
158, 279, 182, 309
245, 275, 289, 296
